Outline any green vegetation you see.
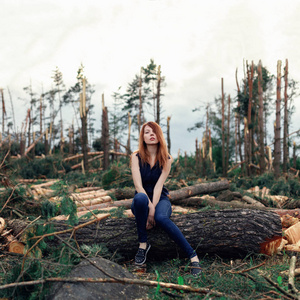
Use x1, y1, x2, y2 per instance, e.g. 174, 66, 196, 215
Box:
0, 153, 300, 299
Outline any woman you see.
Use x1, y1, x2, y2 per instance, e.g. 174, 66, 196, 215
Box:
131, 121, 201, 276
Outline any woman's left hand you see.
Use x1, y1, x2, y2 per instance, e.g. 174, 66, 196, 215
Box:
146, 203, 156, 229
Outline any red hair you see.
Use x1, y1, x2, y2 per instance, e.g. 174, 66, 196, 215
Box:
135, 121, 169, 169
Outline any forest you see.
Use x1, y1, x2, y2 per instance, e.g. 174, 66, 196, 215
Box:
0, 58, 300, 299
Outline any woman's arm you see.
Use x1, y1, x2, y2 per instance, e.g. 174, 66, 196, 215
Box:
152, 157, 173, 207
131, 153, 148, 194
131, 153, 155, 229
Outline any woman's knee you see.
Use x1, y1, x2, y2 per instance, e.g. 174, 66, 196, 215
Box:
154, 211, 169, 225
133, 193, 149, 207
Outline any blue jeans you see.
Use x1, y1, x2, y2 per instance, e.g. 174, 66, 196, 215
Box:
131, 192, 196, 259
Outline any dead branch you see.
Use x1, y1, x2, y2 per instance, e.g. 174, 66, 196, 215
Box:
0, 184, 20, 214
0, 276, 240, 299
259, 270, 298, 300
0, 149, 10, 169
288, 256, 299, 295
22, 214, 110, 271
228, 260, 266, 274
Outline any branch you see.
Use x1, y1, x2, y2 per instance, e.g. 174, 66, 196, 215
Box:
0, 276, 241, 299
259, 271, 298, 300
288, 256, 299, 295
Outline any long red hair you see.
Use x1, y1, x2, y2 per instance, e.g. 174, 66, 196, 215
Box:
135, 121, 169, 169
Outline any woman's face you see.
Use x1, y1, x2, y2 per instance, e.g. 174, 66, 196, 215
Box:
143, 125, 158, 145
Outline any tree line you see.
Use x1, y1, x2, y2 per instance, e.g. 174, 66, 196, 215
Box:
0, 60, 170, 172
0, 59, 299, 178
189, 59, 300, 179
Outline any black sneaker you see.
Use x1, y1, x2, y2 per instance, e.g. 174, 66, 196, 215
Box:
191, 261, 202, 277
135, 244, 151, 265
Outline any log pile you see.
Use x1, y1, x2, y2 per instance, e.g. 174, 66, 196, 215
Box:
2, 179, 300, 258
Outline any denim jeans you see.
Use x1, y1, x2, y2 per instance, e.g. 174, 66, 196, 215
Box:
131, 192, 196, 259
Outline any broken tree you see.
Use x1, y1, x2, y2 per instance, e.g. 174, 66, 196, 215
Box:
10, 209, 282, 260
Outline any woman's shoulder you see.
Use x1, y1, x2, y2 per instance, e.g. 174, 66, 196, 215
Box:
131, 151, 140, 163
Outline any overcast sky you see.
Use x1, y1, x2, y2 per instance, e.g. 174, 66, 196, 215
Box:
1, 0, 300, 156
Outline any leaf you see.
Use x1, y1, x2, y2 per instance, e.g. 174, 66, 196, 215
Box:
277, 276, 283, 286
177, 276, 184, 293
155, 270, 161, 296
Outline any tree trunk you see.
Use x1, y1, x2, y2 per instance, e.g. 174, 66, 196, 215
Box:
17, 209, 282, 259
235, 68, 244, 175
274, 60, 282, 178
1, 88, 6, 135
258, 60, 265, 174
226, 95, 230, 172
80, 79, 89, 172
293, 142, 297, 168
101, 94, 109, 171
247, 62, 254, 176
169, 180, 229, 201
283, 59, 289, 173
221, 78, 226, 177
167, 116, 171, 154
138, 68, 142, 134
156, 65, 161, 125
127, 112, 132, 156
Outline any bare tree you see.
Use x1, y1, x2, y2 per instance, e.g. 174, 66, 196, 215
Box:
274, 60, 282, 178
156, 65, 161, 125
221, 78, 226, 176
283, 59, 289, 172
102, 94, 109, 170
257, 60, 265, 174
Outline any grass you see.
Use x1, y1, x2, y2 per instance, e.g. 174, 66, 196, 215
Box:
126, 253, 299, 299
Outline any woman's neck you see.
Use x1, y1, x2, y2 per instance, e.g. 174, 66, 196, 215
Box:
147, 144, 157, 158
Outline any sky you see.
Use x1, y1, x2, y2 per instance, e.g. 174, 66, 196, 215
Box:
1, 0, 300, 157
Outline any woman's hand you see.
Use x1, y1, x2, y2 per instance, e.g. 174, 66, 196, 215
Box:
146, 202, 156, 230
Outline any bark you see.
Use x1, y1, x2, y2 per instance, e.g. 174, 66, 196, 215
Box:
283, 59, 289, 173
274, 60, 282, 178
12, 209, 282, 259
258, 60, 265, 174
171, 196, 258, 209
221, 78, 226, 177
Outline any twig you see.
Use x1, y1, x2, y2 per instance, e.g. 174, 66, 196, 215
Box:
0, 150, 10, 169
229, 260, 266, 274
0, 276, 241, 298
288, 256, 299, 295
22, 215, 110, 271
259, 271, 297, 300
0, 184, 20, 214
54, 234, 120, 281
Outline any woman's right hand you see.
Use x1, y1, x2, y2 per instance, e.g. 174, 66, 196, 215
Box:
146, 202, 155, 230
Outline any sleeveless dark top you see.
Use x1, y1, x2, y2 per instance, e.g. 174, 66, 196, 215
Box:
136, 153, 169, 201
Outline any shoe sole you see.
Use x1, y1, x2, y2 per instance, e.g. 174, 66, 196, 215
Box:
135, 244, 151, 265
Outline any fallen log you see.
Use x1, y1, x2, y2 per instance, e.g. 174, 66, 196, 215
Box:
168, 180, 229, 201
9, 209, 282, 259
171, 196, 266, 209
